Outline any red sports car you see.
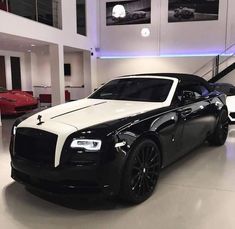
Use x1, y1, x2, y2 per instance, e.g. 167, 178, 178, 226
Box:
0, 87, 38, 115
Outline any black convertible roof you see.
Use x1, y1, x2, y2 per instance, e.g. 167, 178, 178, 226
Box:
124, 73, 211, 89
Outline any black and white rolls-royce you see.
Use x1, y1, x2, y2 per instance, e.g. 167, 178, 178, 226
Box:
10, 74, 228, 204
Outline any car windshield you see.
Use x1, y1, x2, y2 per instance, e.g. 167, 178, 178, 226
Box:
89, 78, 173, 102
0, 87, 7, 93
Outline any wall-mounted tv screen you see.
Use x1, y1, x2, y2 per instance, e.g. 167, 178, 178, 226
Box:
168, 0, 219, 23
64, 64, 71, 76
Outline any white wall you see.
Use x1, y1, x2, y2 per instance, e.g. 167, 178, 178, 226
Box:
0, 0, 97, 51
226, 0, 235, 49
1, 48, 87, 100
0, 0, 98, 102
160, 0, 228, 55
64, 53, 84, 87
33, 50, 51, 87
99, 0, 234, 57
64, 52, 85, 100
99, 0, 160, 56
97, 56, 213, 85
31, 50, 85, 100
1, 0, 234, 100
31, 48, 85, 88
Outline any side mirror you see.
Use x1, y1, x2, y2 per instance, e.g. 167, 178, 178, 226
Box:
229, 88, 235, 95
181, 91, 195, 103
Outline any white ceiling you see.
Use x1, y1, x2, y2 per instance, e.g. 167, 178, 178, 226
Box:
0, 33, 84, 54
0, 33, 50, 53
64, 46, 84, 54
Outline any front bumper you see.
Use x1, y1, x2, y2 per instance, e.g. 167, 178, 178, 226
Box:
11, 156, 122, 196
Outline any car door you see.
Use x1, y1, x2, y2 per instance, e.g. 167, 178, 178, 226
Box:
152, 108, 185, 166
176, 83, 216, 156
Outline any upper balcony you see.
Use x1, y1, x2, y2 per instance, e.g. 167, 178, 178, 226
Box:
0, 0, 62, 29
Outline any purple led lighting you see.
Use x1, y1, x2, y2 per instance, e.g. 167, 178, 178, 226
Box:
99, 53, 221, 59
98, 49, 230, 59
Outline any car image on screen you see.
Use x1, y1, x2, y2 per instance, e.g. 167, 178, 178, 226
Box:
174, 7, 195, 19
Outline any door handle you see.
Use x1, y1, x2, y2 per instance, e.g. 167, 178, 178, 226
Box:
179, 108, 192, 117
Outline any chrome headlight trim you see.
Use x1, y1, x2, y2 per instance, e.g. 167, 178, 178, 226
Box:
70, 139, 102, 152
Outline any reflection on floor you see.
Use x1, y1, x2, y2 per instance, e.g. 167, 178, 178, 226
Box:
1, 118, 235, 229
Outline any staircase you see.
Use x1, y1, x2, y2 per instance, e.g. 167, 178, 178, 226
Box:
209, 62, 235, 83
194, 43, 235, 83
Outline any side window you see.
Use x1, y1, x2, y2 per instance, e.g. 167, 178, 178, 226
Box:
174, 83, 209, 105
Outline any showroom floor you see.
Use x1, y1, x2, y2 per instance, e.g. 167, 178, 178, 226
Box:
1, 118, 235, 229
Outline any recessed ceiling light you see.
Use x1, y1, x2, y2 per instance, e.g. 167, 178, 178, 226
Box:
27, 50, 31, 52
141, 28, 150, 37
31, 44, 36, 47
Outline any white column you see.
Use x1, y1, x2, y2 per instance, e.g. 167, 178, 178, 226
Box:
90, 52, 98, 92
29, 52, 38, 96
5, 55, 12, 90
20, 54, 30, 91
22, 54, 30, 90
83, 50, 97, 97
49, 44, 65, 106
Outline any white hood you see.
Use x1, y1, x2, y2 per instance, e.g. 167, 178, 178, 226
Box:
19, 98, 166, 131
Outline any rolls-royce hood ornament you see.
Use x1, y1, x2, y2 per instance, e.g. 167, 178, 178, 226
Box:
37, 115, 44, 125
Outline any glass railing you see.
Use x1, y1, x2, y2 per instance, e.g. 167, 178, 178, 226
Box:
0, 0, 62, 29
194, 44, 235, 81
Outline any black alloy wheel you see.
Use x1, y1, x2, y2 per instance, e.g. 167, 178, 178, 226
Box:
208, 109, 229, 146
120, 139, 161, 204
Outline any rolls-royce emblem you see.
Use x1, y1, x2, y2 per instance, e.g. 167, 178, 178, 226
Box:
37, 115, 44, 125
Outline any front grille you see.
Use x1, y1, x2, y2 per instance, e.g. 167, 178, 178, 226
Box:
15, 104, 38, 112
14, 128, 57, 166
230, 112, 235, 119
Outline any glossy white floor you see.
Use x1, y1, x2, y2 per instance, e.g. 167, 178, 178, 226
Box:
1, 118, 235, 229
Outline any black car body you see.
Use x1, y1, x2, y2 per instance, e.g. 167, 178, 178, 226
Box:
10, 74, 228, 204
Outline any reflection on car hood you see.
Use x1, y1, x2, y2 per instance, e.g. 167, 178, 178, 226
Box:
19, 98, 166, 131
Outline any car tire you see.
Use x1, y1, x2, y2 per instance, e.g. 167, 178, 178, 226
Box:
119, 139, 161, 204
208, 109, 229, 146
